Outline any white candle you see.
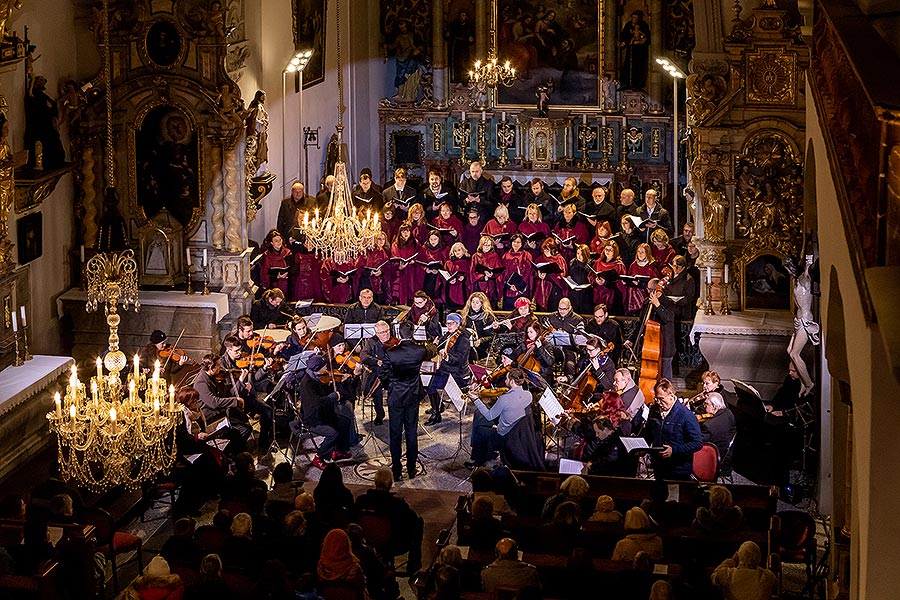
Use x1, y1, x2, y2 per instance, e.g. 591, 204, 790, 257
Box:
601, 115, 606, 127
129, 380, 136, 403
109, 407, 116, 435
96, 357, 103, 380
19, 306, 26, 327
91, 380, 98, 404
11, 312, 16, 332
54, 392, 62, 419
80, 245, 85, 263
154, 360, 160, 379
724, 265, 729, 284
153, 398, 160, 424
69, 404, 76, 425
134, 354, 140, 379
501, 112, 506, 121
169, 385, 175, 412
461, 111, 466, 121
706, 267, 712, 283
186, 247, 192, 266
202, 248, 208, 267
582, 113, 587, 125
481, 110, 486, 121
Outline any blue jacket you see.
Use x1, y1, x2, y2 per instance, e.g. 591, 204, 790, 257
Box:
646, 401, 703, 479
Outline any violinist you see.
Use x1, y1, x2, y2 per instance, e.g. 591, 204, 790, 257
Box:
293, 354, 356, 470
460, 292, 497, 361
323, 332, 363, 402
586, 304, 622, 365
277, 315, 313, 362
563, 337, 616, 394
220, 336, 275, 453
465, 368, 532, 469
250, 288, 294, 329
405, 291, 442, 341
699, 392, 736, 475
359, 320, 395, 425
425, 313, 471, 426
225, 315, 259, 355
614, 368, 645, 422
193, 354, 253, 444
513, 322, 556, 382
142, 330, 190, 378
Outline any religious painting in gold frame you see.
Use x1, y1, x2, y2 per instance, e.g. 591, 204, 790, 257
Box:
494, 0, 603, 108
735, 247, 794, 313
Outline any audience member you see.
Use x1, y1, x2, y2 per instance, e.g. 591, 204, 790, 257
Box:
160, 517, 203, 568
355, 467, 424, 573
121, 555, 184, 600
540, 500, 584, 554
612, 507, 664, 562
221, 512, 260, 572
541, 475, 589, 519
346, 522, 399, 600
588, 495, 623, 523
470, 467, 516, 516
184, 553, 236, 600
639, 479, 682, 528
317, 529, 368, 597
711, 541, 777, 600
313, 463, 356, 528
694, 485, 744, 533
466, 497, 505, 551
480, 537, 541, 596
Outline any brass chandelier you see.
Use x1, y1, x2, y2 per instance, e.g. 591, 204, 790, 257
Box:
296, 0, 380, 263
47, 0, 178, 492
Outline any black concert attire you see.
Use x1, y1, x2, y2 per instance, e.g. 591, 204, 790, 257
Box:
351, 182, 384, 212
616, 202, 642, 226
381, 183, 418, 218
360, 336, 391, 424
355, 486, 424, 573
567, 258, 595, 315
220, 352, 276, 451
637, 203, 673, 238
567, 352, 617, 399
575, 422, 635, 477
463, 309, 497, 360
426, 330, 472, 421
345, 302, 386, 333
513, 340, 556, 383
495, 186, 524, 223
585, 197, 619, 232
647, 295, 677, 381
193, 369, 254, 442
277, 194, 310, 241
617, 226, 642, 267
386, 339, 431, 478
407, 301, 442, 341
545, 311, 586, 374
665, 268, 698, 321
524, 189, 560, 226
250, 298, 294, 329
420, 184, 459, 220
643, 401, 703, 480
174, 407, 228, 515
701, 407, 737, 475
586, 317, 623, 366
294, 369, 355, 461
458, 175, 495, 220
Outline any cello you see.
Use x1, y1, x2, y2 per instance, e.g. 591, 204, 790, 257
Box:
635, 284, 663, 405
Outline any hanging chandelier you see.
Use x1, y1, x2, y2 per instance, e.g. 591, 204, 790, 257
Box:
468, 53, 516, 89
47, 0, 178, 492
295, 0, 380, 263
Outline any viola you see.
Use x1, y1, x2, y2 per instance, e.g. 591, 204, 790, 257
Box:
383, 336, 401, 350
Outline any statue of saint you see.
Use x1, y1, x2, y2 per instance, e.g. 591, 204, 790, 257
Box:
702, 174, 726, 243
384, 19, 423, 103
784, 255, 819, 396
245, 90, 269, 176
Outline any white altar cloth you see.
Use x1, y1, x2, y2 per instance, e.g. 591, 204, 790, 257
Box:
57, 289, 230, 322
0, 355, 74, 416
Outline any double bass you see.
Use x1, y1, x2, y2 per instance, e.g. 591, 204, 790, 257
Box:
635, 283, 664, 405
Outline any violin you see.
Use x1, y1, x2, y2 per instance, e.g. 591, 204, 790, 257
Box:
247, 334, 276, 351
334, 351, 362, 370
383, 336, 401, 350
234, 352, 266, 369
159, 345, 187, 362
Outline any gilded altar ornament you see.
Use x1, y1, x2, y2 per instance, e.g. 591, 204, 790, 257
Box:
0, 0, 22, 46
701, 172, 726, 243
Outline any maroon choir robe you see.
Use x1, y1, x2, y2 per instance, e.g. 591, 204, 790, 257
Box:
357, 247, 392, 301
626, 260, 660, 315
381, 216, 402, 247
431, 214, 464, 247
533, 253, 567, 311
517, 221, 552, 260
651, 244, 676, 269
444, 257, 471, 308
482, 219, 519, 254
592, 257, 627, 313
259, 246, 292, 294
470, 250, 504, 304
320, 258, 356, 304
461, 218, 486, 255
553, 218, 590, 264
290, 249, 323, 302
502, 250, 534, 303
391, 239, 421, 306
420, 243, 449, 303
411, 220, 430, 246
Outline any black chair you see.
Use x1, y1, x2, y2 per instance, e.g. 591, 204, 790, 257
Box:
78, 506, 143, 594
774, 510, 817, 587
357, 509, 410, 574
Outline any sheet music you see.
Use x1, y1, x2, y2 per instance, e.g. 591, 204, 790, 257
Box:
538, 387, 565, 425
215, 418, 231, 432
558, 458, 585, 475
344, 323, 377, 339
295, 299, 313, 309
207, 438, 230, 450
548, 331, 572, 346
619, 437, 651, 452
414, 326, 428, 341
562, 276, 591, 290
442, 375, 466, 413
48, 526, 64, 547
185, 453, 203, 463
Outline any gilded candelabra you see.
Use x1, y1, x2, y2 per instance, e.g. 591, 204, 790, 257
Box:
616, 124, 631, 175
453, 117, 472, 166
704, 282, 716, 315
720, 281, 732, 315
577, 123, 596, 170
477, 116, 488, 165
49, 249, 179, 492
497, 118, 515, 168
598, 126, 612, 172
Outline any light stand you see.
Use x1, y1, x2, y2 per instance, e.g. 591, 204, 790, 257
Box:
22, 323, 32, 361
719, 281, 731, 315
703, 282, 716, 315
656, 57, 686, 230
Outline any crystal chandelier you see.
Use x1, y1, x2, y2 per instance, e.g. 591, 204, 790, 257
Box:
46, 0, 178, 492
296, 0, 380, 263
468, 53, 516, 89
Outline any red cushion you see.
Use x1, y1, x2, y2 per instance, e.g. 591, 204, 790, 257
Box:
112, 531, 142, 553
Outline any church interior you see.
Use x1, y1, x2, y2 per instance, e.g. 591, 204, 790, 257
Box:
0, 0, 898, 598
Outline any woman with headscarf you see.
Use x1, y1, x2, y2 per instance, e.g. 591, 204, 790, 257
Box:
317, 528, 369, 599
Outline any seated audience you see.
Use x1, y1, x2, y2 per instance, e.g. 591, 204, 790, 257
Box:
540, 500, 584, 555
541, 474, 589, 520
160, 517, 203, 568
355, 467, 424, 573
346, 523, 399, 600
639, 479, 682, 528
313, 463, 356, 529
221, 512, 260, 572
612, 507, 664, 562
122, 555, 184, 600
481, 537, 541, 596
469, 467, 516, 517
466, 497, 505, 551
419, 545, 464, 600
588, 495, 623, 523
711, 541, 777, 600
694, 485, 744, 533
184, 553, 237, 600
317, 529, 368, 598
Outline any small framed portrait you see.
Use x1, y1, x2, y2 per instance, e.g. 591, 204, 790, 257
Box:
16, 212, 42, 265
146, 20, 182, 67
741, 252, 792, 311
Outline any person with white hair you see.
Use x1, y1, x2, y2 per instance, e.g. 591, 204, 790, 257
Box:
700, 391, 737, 475
711, 540, 777, 600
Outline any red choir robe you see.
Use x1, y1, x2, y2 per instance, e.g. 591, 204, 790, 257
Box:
420, 243, 449, 304
589, 234, 615, 257
626, 260, 660, 315
470, 250, 504, 304
430, 214, 464, 247
320, 258, 357, 304
553, 218, 591, 264
517, 221, 552, 260
380, 216, 402, 247
290, 249, 323, 302
482, 219, 519, 254
410, 220, 430, 246
444, 256, 471, 308
259, 246, 292, 295
391, 238, 421, 306
502, 249, 534, 304
651, 244, 676, 269
357, 246, 392, 302
592, 257, 627, 314
533, 253, 567, 311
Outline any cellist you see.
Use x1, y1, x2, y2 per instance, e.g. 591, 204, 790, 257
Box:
647, 277, 676, 381
561, 337, 617, 401
513, 322, 556, 382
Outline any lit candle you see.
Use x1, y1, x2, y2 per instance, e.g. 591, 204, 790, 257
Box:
129, 380, 136, 403
153, 398, 160, 424
109, 407, 116, 435
134, 354, 140, 379
80, 245, 85, 264
169, 385, 175, 412
11, 312, 16, 332
69, 404, 76, 426
582, 113, 587, 125
501, 112, 506, 121
481, 110, 486, 121
19, 306, 26, 327
724, 265, 729, 284
91, 380, 98, 404
96, 357, 103, 380
153, 360, 160, 380
706, 267, 712, 284
303, 212, 309, 226
461, 111, 466, 121
186, 247, 192, 266
54, 392, 62, 419
202, 248, 208, 267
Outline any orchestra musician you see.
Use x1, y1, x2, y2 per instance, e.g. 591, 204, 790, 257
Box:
513, 322, 556, 382
292, 354, 356, 470
493, 296, 535, 333
220, 335, 276, 453
386, 320, 434, 480
406, 291, 442, 340
193, 353, 254, 444
699, 392, 737, 475
460, 292, 496, 361
614, 368, 646, 422
647, 277, 677, 381
359, 320, 395, 425
250, 288, 294, 329
141, 330, 191, 379
545, 297, 585, 373
465, 368, 532, 469
586, 304, 622, 365
562, 336, 617, 395
345, 288, 386, 329
425, 313, 471, 426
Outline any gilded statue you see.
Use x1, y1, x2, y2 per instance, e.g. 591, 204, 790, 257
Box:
702, 173, 726, 243
0, 0, 23, 45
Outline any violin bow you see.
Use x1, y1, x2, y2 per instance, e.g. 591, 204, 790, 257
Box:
162, 328, 187, 372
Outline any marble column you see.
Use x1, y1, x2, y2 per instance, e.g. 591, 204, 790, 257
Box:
433, 0, 446, 106
210, 144, 226, 250
648, 6, 664, 111
603, 0, 618, 78
475, 0, 487, 62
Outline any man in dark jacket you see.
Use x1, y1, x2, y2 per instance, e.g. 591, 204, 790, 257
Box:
360, 320, 393, 425
277, 182, 311, 241
644, 378, 703, 480
648, 277, 677, 380
356, 467, 424, 572
345, 288, 386, 328
294, 355, 355, 470
664, 255, 698, 321
386, 320, 433, 479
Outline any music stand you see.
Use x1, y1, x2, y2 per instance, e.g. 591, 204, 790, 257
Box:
345, 323, 377, 340
262, 363, 303, 463
547, 331, 573, 347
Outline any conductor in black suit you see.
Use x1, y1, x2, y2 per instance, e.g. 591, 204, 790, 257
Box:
386, 320, 433, 480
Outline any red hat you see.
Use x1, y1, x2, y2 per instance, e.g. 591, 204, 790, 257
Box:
514, 297, 530, 308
